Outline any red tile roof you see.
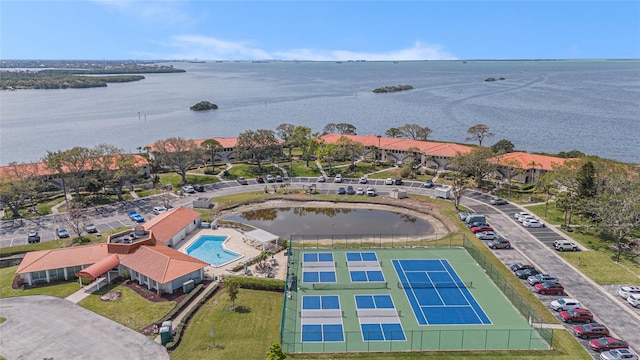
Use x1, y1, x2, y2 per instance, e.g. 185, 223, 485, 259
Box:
489, 152, 572, 171
16, 244, 112, 274
119, 246, 208, 283
319, 134, 473, 157
0, 155, 148, 180
143, 207, 201, 245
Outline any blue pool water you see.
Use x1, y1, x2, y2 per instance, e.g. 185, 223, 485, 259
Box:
186, 235, 242, 267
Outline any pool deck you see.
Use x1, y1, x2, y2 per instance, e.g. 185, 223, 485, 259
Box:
174, 227, 289, 281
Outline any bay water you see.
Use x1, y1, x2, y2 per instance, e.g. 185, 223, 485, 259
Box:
1, 59, 639, 165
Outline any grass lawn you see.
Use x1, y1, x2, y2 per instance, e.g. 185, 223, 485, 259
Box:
79, 282, 175, 331
158, 172, 220, 189
169, 288, 282, 360
169, 287, 588, 360
0, 265, 80, 299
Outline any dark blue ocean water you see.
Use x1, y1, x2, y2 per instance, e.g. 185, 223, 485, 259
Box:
1, 60, 639, 165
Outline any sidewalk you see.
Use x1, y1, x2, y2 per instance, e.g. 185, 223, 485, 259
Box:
64, 277, 107, 303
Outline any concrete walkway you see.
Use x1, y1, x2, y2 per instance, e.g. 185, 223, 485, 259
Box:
64, 277, 108, 303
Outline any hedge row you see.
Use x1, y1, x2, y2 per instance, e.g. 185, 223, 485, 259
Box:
225, 276, 285, 292
165, 283, 220, 351
158, 283, 204, 324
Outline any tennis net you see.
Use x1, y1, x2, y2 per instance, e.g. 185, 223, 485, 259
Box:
299, 309, 344, 318
300, 282, 389, 290
397, 281, 472, 289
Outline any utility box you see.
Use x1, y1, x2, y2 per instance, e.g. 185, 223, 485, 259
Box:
182, 279, 195, 293
159, 325, 173, 345
434, 186, 451, 199
193, 197, 212, 209
390, 189, 407, 199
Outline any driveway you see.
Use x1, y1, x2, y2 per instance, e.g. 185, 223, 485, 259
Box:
0, 295, 169, 360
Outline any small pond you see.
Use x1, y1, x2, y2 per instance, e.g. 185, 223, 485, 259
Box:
223, 207, 434, 237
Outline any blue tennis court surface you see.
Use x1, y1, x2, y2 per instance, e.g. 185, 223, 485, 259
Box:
301, 295, 344, 342
393, 259, 491, 326
302, 252, 337, 283
346, 252, 385, 283
355, 294, 406, 341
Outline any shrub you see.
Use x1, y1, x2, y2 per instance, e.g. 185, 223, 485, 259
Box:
225, 276, 285, 292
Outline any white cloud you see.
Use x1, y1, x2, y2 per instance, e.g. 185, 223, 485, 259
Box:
153, 35, 456, 61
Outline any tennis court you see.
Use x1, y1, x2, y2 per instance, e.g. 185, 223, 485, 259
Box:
393, 259, 491, 325
281, 248, 550, 353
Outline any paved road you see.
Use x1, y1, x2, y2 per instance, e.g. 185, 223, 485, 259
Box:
462, 190, 640, 356
0, 295, 169, 360
2, 177, 638, 356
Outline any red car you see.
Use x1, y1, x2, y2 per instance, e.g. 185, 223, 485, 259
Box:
471, 226, 494, 234
256, 176, 264, 183
560, 308, 593, 323
534, 282, 565, 295
573, 323, 609, 339
589, 337, 629, 352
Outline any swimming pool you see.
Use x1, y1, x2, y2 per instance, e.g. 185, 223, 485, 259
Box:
186, 235, 242, 267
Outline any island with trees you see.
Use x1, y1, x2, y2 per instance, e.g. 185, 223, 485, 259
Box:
190, 101, 219, 111
372, 84, 414, 93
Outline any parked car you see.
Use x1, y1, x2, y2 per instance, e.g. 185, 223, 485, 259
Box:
523, 219, 545, 228
516, 268, 540, 279
395, 177, 403, 185
471, 225, 494, 233
535, 282, 565, 295
467, 221, 490, 229
627, 294, 640, 308
573, 323, 609, 339
560, 308, 593, 323
423, 179, 434, 188
128, 211, 145, 223
317, 175, 325, 183
153, 206, 167, 215
193, 184, 205, 192
385, 178, 393, 185
490, 197, 508, 205
275, 175, 283, 182
589, 337, 629, 352
181, 185, 195, 193
56, 227, 70, 238
236, 177, 248, 185
599, 348, 638, 360
528, 274, 559, 286
346, 185, 355, 195
359, 176, 368, 184
266, 174, 275, 183
366, 187, 376, 196
515, 212, 531, 220
356, 187, 365, 195
617, 286, 640, 299
458, 211, 474, 221
554, 239, 579, 252
85, 224, 98, 233
551, 298, 582, 311
488, 238, 511, 249
256, 176, 264, 183
511, 263, 535, 272
337, 187, 346, 195
476, 231, 498, 240
518, 215, 538, 223
27, 230, 41, 243
333, 174, 342, 183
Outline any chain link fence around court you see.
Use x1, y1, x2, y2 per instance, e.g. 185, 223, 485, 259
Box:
288, 233, 464, 249
463, 234, 554, 346
279, 240, 553, 353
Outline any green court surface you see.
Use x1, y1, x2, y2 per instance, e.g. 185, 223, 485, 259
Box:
280, 247, 550, 354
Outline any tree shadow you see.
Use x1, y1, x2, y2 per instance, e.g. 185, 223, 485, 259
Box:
233, 305, 252, 314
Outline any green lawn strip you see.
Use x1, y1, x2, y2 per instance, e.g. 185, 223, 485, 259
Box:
288, 161, 320, 177
158, 172, 220, 188
169, 288, 282, 360
525, 203, 590, 226
556, 251, 640, 285
79, 282, 175, 331
0, 265, 80, 299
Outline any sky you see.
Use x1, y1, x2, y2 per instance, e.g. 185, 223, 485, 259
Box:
1, 0, 639, 61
